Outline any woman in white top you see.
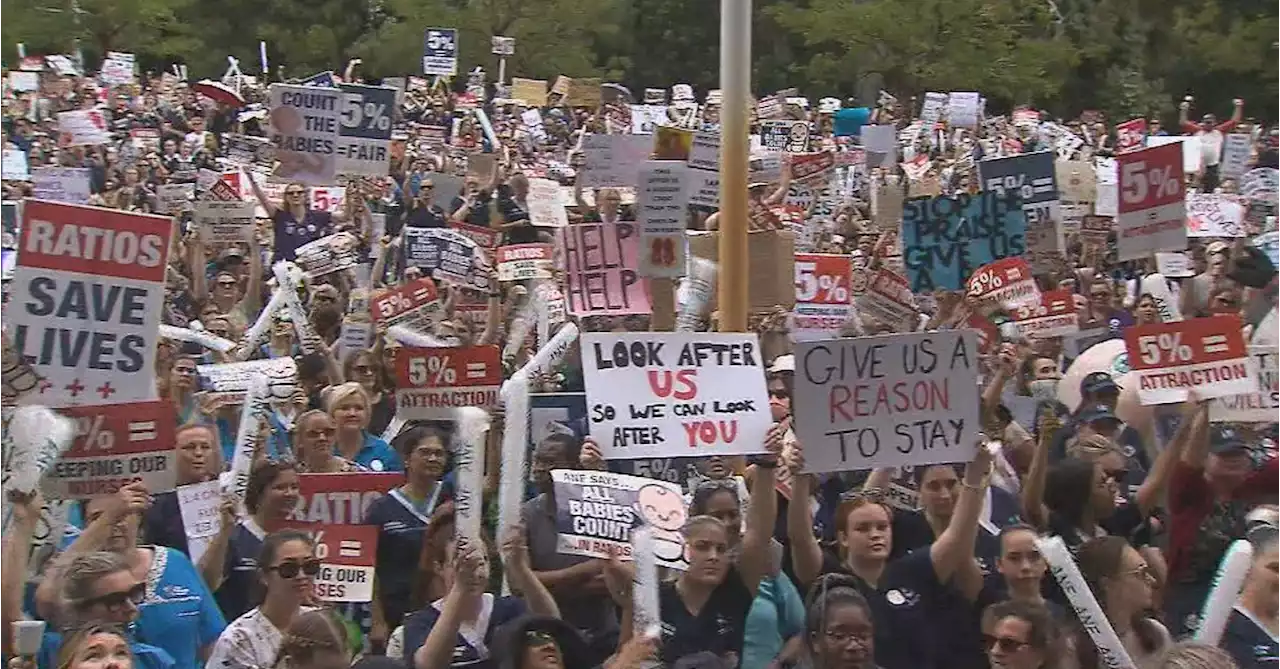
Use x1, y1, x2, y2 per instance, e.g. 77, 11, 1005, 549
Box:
207, 530, 319, 669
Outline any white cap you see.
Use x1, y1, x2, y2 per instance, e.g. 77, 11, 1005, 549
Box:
768, 354, 795, 374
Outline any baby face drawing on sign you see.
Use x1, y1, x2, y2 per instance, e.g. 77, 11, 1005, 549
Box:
634, 483, 687, 568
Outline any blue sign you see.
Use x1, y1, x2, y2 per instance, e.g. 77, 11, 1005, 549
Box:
977, 151, 1059, 225
422, 28, 458, 76
299, 70, 337, 88
901, 191, 1027, 292
338, 84, 395, 141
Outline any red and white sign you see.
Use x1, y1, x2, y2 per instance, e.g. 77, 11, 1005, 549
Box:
1012, 290, 1079, 339
855, 269, 916, 329
966, 258, 1039, 310
276, 524, 379, 603
369, 278, 443, 331
10, 201, 172, 407
395, 346, 502, 419
1115, 119, 1147, 154
57, 110, 110, 146
291, 472, 403, 524
1124, 315, 1256, 405
450, 222, 499, 250
309, 186, 346, 214
789, 151, 836, 182
43, 401, 176, 498
792, 253, 852, 340
1116, 143, 1187, 261
1211, 346, 1278, 423
496, 243, 554, 282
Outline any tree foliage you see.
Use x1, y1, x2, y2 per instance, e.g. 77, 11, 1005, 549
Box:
2, 0, 1275, 121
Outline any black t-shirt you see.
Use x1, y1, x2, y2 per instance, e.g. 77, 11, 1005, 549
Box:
495, 184, 537, 244
142, 491, 189, 556
1222, 607, 1279, 669
449, 194, 493, 227
404, 203, 448, 229
658, 566, 754, 665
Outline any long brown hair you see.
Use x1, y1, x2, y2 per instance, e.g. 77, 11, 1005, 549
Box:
1075, 536, 1164, 666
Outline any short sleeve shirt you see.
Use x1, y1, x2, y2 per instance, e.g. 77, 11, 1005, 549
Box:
135, 546, 227, 669
657, 566, 755, 665
271, 208, 333, 263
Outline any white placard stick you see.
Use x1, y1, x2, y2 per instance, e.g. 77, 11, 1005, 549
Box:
1194, 539, 1254, 646
1037, 536, 1136, 669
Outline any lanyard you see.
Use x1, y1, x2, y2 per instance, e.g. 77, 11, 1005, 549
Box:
389, 484, 441, 525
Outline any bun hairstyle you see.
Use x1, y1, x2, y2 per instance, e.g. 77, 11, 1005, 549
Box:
274, 609, 349, 668
804, 573, 873, 652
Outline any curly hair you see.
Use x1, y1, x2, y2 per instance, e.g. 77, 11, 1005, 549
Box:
274, 609, 350, 668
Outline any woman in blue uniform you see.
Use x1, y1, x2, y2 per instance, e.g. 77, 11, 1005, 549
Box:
787, 440, 994, 669
1222, 524, 1278, 669
366, 425, 454, 649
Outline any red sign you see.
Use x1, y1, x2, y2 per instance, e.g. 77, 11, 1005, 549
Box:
395, 345, 502, 419
1012, 290, 1079, 339
789, 151, 836, 182
966, 258, 1039, 309
855, 269, 916, 328
369, 278, 443, 330
1115, 119, 1147, 154
1115, 143, 1186, 260
793, 253, 852, 336
44, 401, 176, 498
275, 523, 379, 603
1124, 315, 1254, 405
20, 200, 171, 282
290, 472, 403, 524
450, 222, 499, 250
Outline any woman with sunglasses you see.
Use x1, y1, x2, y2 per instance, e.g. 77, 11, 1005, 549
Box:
1070, 535, 1171, 667
1221, 523, 1278, 669
207, 530, 320, 669
207, 462, 302, 622
249, 174, 350, 265
980, 600, 1063, 669
789, 440, 994, 669
324, 383, 403, 473
35, 484, 226, 669
343, 350, 394, 437
293, 410, 364, 473
188, 235, 263, 336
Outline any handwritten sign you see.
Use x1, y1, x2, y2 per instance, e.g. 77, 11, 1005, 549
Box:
528, 177, 568, 228
177, 480, 222, 563
582, 332, 772, 459
1186, 193, 1245, 238
1124, 315, 1256, 405
32, 167, 91, 204
57, 110, 110, 146
1210, 347, 1277, 423
394, 346, 502, 419
561, 223, 650, 316
792, 331, 980, 473
551, 469, 688, 570
900, 190, 1027, 292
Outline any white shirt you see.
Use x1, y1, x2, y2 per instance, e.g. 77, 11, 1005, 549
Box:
207, 607, 317, 669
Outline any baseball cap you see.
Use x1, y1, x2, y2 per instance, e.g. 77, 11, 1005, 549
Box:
768, 354, 795, 374
1209, 425, 1249, 454
1080, 371, 1121, 396
1227, 245, 1277, 289
1076, 403, 1121, 425
1206, 240, 1230, 255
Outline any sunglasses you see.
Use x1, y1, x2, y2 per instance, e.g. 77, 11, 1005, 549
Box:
271, 558, 322, 579
286, 190, 305, 196
79, 582, 146, 610
524, 630, 558, 648
1103, 468, 1129, 484
984, 635, 1030, 653
217, 280, 238, 287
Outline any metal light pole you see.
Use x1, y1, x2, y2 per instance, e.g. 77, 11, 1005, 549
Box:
717, 0, 751, 333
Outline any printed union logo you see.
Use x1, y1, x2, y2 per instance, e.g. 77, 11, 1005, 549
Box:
1112, 352, 1130, 376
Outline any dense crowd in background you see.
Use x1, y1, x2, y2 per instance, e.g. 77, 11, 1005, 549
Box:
0, 55, 1277, 669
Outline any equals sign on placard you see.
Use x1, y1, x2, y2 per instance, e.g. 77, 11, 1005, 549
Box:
1202, 335, 1229, 354
338, 540, 362, 558
128, 421, 157, 441
465, 362, 487, 379
412, 288, 430, 300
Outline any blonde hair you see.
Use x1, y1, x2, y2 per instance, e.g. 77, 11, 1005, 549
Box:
1155, 642, 1239, 669
1065, 434, 1123, 462
322, 382, 371, 418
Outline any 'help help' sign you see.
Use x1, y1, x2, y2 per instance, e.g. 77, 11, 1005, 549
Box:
9, 200, 171, 407
582, 332, 772, 460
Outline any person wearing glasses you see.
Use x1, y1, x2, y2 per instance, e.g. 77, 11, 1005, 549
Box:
206, 530, 320, 669
293, 410, 364, 473
403, 177, 449, 229
979, 600, 1063, 669
35, 485, 225, 669
1071, 535, 1172, 667
248, 173, 350, 264
188, 230, 263, 335
802, 573, 882, 669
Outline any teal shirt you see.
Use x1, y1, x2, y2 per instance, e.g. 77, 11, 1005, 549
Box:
741, 573, 806, 669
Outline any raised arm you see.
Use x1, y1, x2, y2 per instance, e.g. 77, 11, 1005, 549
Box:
737, 419, 785, 596
248, 171, 279, 217
1134, 393, 1207, 515
502, 522, 559, 617
785, 437, 825, 587
931, 445, 992, 593
1021, 411, 1062, 531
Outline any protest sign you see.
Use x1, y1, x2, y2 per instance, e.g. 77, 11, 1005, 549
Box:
395, 346, 502, 419
1219, 134, 1251, 180
268, 84, 340, 185
551, 469, 688, 569
979, 151, 1061, 268
528, 393, 589, 454
1239, 168, 1279, 204
1012, 290, 1080, 339
274, 523, 380, 603
1124, 315, 1256, 405
1115, 119, 1146, 154
854, 269, 917, 330
566, 78, 602, 108
224, 134, 274, 166
561, 223, 649, 316
760, 121, 808, 152
3, 149, 30, 180
404, 228, 482, 286
1147, 135, 1202, 174
42, 401, 175, 498
196, 358, 298, 404
294, 233, 360, 277
155, 184, 194, 214
177, 480, 221, 563
1116, 143, 1186, 261
511, 78, 547, 106
528, 178, 569, 228
336, 84, 395, 177
496, 243, 554, 282
57, 110, 110, 146
792, 330, 981, 473
32, 167, 91, 204
947, 92, 981, 127
292, 472, 401, 524
451, 221, 499, 250
791, 151, 836, 183
793, 254, 852, 341
900, 190, 1027, 292
1252, 231, 1279, 269
1154, 252, 1194, 278
422, 28, 458, 76
1210, 347, 1277, 423
580, 135, 651, 188
1056, 161, 1097, 203
195, 200, 255, 243
369, 278, 444, 331
100, 51, 136, 86
637, 161, 688, 279
10, 201, 171, 407
629, 105, 667, 135
966, 258, 1039, 311
8, 70, 39, 92
581, 332, 772, 459
1185, 193, 1245, 238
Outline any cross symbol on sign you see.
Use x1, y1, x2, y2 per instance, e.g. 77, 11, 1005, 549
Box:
96, 382, 117, 399
65, 379, 86, 397
38, 380, 52, 394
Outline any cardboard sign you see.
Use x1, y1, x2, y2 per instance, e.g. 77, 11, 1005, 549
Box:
1116, 143, 1187, 260
268, 84, 341, 185
551, 469, 688, 570
580, 135, 652, 188
637, 161, 688, 279
528, 177, 568, 228
496, 243, 554, 282
394, 346, 502, 419
197, 358, 299, 404
1219, 134, 1252, 180
581, 332, 773, 459
793, 253, 852, 340
966, 258, 1039, 310
854, 269, 917, 329
57, 110, 110, 146
10, 202, 171, 407
422, 28, 459, 76
900, 191, 1027, 292
1124, 315, 1256, 405
1012, 290, 1080, 339
511, 78, 547, 106
177, 480, 221, 564
404, 228, 481, 286
195, 200, 255, 243
561, 223, 649, 316
336, 84, 395, 177
1056, 161, 1097, 203
792, 331, 981, 473
43, 401, 176, 498
369, 278, 444, 330
1115, 119, 1147, 154
566, 78, 602, 108
1185, 193, 1245, 238
1210, 346, 1277, 423
32, 167, 91, 204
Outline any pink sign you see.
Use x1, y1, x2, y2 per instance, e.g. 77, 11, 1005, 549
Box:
560, 222, 652, 316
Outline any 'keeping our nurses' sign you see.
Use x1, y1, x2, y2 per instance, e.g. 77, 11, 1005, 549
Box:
9, 201, 172, 408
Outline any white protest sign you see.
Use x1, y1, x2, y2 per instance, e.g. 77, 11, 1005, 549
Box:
1210, 347, 1277, 423
792, 331, 981, 473
196, 200, 255, 243
3, 149, 30, 181
637, 161, 688, 279
582, 332, 772, 460
10, 202, 171, 407
8, 71, 39, 92
100, 51, 136, 86
32, 167, 92, 204
1219, 134, 1251, 180
946, 92, 981, 128
527, 177, 568, 228
1154, 252, 1194, 278
177, 480, 222, 564
196, 357, 298, 404
268, 84, 340, 185
155, 183, 195, 214
1185, 193, 1245, 238
630, 105, 668, 135
551, 469, 688, 571
580, 135, 652, 188
57, 110, 110, 146
1147, 135, 1203, 174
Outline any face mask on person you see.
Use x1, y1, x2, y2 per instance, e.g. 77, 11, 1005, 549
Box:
1027, 379, 1059, 400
